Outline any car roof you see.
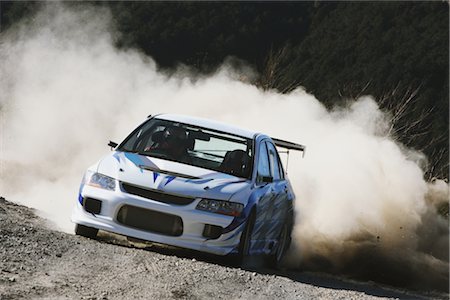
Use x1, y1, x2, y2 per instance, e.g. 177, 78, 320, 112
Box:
153, 114, 259, 139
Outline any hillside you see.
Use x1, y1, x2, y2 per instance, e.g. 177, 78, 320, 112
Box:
1, 2, 447, 177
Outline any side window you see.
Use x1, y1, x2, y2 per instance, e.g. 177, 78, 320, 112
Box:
256, 142, 271, 183
266, 142, 283, 181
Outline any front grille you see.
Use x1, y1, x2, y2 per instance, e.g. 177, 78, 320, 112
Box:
121, 182, 195, 205
116, 205, 183, 236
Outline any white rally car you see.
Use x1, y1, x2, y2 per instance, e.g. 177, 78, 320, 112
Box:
72, 114, 304, 265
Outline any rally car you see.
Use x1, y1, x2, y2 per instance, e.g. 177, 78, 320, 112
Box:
71, 114, 304, 266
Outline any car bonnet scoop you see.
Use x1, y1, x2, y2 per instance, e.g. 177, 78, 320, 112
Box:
139, 165, 200, 180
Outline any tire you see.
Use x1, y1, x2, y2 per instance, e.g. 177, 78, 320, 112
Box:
228, 210, 256, 266
268, 221, 292, 269
75, 224, 98, 239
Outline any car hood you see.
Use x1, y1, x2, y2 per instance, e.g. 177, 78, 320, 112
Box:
96, 151, 251, 202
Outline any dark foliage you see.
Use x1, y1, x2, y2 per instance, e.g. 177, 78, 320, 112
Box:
262, 2, 448, 179
106, 1, 312, 72
1, 1, 448, 178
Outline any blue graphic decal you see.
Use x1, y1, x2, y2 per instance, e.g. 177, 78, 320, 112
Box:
223, 223, 245, 241
124, 152, 146, 173
112, 152, 121, 163
78, 181, 85, 204
153, 172, 159, 182
164, 176, 176, 186
185, 178, 214, 184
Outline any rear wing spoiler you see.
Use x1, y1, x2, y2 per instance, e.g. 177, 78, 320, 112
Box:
272, 138, 306, 157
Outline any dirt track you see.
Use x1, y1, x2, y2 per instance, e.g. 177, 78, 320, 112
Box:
0, 197, 446, 300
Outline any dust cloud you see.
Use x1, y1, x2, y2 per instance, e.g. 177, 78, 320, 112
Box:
0, 4, 447, 292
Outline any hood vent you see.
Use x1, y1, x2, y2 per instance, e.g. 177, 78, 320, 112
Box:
139, 165, 200, 180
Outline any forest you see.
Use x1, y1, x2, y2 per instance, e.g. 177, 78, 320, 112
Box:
1, 1, 448, 178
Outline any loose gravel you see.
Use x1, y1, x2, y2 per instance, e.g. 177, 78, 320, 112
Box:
0, 197, 446, 300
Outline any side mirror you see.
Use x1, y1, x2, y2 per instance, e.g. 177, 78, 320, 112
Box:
108, 141, 118, 149
262, 176, 273, 183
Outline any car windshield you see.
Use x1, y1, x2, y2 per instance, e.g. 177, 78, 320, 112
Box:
118, 118, 253, 179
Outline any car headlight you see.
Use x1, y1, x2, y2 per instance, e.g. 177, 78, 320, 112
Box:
196, 199, 243, 217
84, 171, 116, 191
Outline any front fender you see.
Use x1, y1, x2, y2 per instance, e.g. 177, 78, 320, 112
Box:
222, 185, 265, 234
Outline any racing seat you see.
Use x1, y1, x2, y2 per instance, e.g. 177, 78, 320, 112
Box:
151, 130, 164, 143
141, 130, 164, 152
220, 150, 250, 178
148, 129, 188, 149
185, 135, 195, 151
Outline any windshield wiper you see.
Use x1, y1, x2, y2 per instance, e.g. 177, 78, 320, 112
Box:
118, 148, 139, 154
134, 150, 168, 159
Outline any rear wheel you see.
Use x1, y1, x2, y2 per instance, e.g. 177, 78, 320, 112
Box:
75, 224, 98, 239
269, 221, 292, 269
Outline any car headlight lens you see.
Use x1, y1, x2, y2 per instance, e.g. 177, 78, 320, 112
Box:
85, 171, 116, 191
196, 199, 243, 217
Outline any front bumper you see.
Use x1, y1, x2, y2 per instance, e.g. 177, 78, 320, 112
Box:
71, 184, 244, 255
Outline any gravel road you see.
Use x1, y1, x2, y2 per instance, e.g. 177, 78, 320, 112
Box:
0, 197, 447, 300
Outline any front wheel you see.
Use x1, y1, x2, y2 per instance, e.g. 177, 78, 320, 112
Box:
228, 211, 256, 266
75, 224, 98, 239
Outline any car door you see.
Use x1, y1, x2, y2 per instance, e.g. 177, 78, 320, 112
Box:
250, 140, 276, 254
265, 141, 289, 241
